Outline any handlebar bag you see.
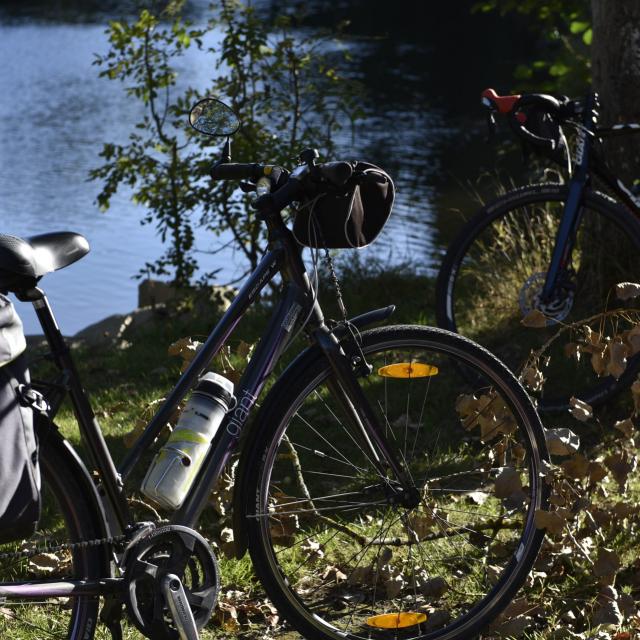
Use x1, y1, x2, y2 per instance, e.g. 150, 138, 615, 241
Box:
0, 295, 41, 543
293, 161, 395, 249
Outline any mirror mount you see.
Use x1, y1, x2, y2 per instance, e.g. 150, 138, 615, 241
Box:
220, 136, 232, 164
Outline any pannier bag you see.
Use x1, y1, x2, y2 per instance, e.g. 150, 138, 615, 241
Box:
293, 161, 395, 249
0, 294, 41, 544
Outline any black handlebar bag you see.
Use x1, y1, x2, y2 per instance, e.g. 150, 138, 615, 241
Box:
0, 294, 41, 543
293, 162, 395, 249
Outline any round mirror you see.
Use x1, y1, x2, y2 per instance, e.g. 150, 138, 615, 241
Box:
189, 98, 240, 137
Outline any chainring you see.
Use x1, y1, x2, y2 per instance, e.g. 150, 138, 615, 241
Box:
123, 524, 219, 640
519, 271, 575, 324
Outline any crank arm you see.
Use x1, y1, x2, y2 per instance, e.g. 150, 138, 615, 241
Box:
162, 574, 200, 640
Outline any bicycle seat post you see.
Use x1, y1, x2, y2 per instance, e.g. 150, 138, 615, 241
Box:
17, 286, 131, 531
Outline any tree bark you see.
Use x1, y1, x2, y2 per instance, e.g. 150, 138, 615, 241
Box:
591, 0, 640, 184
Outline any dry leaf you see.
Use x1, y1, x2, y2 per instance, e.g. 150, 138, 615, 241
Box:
592, 585, 624, 627
588, 461, 608, 484
561, 453, 590, 479
604, 451, 637, 490
322, 565, 347, 583
534, 509, 566, 535
626, 325, 640, 356
545, 427, 580, 456
522, 365, 544, 392
593, 548, 621, 578
494, 467, 523, 499
569, 397, 593, 421
418, 576, 448, 598
522, 309, 548, 328
615, 282, 640, 300
218, 527, 236, 559
606, 340, 629, 380
614, 418, 635, 439
301, 539, 324, 562
489, 614, 533, 637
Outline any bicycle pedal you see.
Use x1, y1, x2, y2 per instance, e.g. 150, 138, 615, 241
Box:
161, 574, 201, 640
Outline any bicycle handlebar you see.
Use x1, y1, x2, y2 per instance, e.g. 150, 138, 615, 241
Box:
481, 87, 579, 153
211, 162, 270, 181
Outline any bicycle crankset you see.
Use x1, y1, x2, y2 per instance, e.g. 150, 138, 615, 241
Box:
519, 271, 575, 324
123, 524, 219, 640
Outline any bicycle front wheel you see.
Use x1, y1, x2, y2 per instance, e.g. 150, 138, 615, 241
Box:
245, 325, 547, 640
436, 183, 640, 412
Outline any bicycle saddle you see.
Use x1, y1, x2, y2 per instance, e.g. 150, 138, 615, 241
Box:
0, 232, 90, 292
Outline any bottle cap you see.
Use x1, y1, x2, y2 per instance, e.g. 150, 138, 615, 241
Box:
194, 372, 235, 407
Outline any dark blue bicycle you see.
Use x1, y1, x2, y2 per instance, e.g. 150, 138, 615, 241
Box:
436, 89, 640, 412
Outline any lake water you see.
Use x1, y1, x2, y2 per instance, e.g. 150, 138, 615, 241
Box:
0, 1, 529, 335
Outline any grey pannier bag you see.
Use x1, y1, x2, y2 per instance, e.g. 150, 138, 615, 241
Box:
0, 294, 41, 543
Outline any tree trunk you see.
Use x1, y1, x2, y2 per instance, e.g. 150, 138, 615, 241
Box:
591, 0, 640, 184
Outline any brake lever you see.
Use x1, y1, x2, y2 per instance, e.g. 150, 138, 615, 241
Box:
239, 181, 256, 193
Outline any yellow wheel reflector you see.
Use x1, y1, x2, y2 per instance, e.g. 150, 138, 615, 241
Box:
366, 612, 427, 629
377, 362, 438, 379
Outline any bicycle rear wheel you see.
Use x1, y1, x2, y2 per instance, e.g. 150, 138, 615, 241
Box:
244, 325, 547, 640
0, 430, 107, 640
436, 183, 640, 412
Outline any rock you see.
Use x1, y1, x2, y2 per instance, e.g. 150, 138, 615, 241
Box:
73, 307, 161, 347
138, 279, 236, 312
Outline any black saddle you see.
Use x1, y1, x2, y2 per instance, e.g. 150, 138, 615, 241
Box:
0, 232, 90, 293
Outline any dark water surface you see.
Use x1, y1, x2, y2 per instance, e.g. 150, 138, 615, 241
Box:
0, 0, 531, 334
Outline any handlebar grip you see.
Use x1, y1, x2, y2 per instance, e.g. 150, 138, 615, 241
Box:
210, 162, 264, 181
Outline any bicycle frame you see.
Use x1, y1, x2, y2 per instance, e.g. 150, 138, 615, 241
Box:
1, 207, 406, 600
539, 92, 640, 303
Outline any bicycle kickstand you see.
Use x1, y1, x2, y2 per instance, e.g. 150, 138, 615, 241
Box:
162, 574, 201, 640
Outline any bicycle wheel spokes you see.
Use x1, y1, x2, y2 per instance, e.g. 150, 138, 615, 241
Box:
255, 335, 540, 639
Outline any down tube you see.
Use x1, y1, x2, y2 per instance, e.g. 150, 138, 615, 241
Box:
174, 283, 309, 528
118, 250, 281, 482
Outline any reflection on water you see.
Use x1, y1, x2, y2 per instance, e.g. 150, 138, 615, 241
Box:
0, 1, 531, 334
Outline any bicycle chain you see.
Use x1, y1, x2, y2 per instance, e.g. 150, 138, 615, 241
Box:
0, 533, 127, 562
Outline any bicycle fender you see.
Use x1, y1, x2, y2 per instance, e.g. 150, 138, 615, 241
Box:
38, 420, 112, 569
231, 305, 395, 559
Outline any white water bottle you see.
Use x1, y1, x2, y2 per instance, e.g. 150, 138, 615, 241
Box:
141, 372, 235, 510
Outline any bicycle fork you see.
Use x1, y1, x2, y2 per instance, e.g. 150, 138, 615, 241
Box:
314, 326, 421, 509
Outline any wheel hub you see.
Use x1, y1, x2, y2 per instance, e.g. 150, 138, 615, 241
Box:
519, 271, 575, 324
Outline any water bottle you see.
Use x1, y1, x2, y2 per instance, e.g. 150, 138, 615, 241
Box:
141, 372, 235, 510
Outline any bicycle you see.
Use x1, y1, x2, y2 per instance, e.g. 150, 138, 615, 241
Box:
436, 88, 640, 413
0, 98, 549, 640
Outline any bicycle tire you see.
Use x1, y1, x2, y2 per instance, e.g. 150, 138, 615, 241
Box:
0, 429, 107, 640
435, 183, 640, 412
244, 325, 548, 640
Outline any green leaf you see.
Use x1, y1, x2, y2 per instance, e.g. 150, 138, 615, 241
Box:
582, 28, 592, 45
569, 20, 589, 34
549, 63, 570, 77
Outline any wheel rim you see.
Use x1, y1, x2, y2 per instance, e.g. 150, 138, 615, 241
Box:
446, 193, 640, 410
253, 334, 544, 640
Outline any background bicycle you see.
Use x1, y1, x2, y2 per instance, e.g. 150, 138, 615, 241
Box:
436, 88, 640, 412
